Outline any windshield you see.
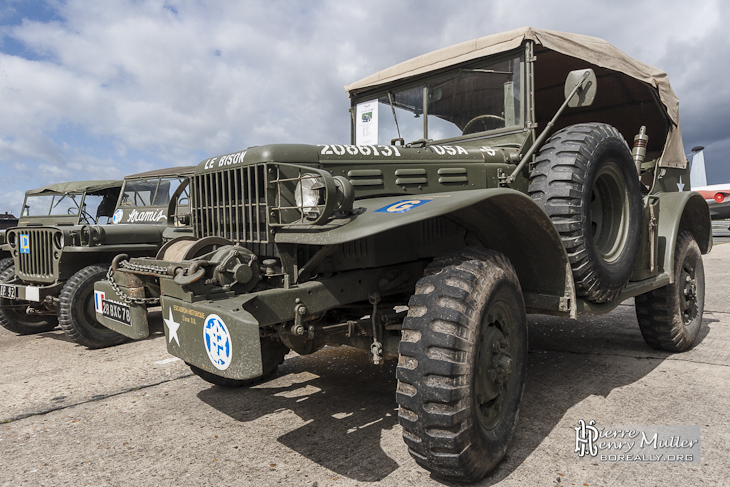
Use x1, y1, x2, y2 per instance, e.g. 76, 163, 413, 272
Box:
23, 193, 84, 217
353, 53, 523, 145
121, 177, 187, 207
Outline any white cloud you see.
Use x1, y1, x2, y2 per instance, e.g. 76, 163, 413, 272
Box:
0, 0, 729, 214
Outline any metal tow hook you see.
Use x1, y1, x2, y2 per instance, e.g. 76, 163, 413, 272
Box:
173, 262, 206, 286
111, 253, 129, 273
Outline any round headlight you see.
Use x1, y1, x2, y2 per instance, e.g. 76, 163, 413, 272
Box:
53, 231, 64, 250
295, 175, 324, 213
7, 231, 16, 248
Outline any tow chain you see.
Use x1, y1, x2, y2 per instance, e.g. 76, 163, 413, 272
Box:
106, 260, 168, 306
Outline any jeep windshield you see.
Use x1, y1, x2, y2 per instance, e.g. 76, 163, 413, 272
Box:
119, 177, 188, 208
23, 193, 84, 217
352, 53, 523, 145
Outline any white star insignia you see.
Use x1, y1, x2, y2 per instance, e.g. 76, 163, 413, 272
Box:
677, 176, 685, 192
164, 307, 181, 346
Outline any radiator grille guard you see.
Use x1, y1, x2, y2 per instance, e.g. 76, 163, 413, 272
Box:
15, 228, 58, 283
192, 163, 333, 255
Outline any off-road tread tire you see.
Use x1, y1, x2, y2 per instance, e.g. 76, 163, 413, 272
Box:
396, 247, 527, 482
0, 265, 58, 334
59, 264, 127, 349
0, 258, 13, 275
529, 122, 641, 303
189, 337, 290, 388
635, 231, 705, 352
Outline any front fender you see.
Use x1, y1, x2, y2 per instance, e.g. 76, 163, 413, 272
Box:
276, 189, 576, 317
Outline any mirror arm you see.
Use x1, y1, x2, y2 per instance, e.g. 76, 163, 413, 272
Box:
506, 70, 591, 184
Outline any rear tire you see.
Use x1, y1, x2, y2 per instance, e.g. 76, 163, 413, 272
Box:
397, 247, 527, 482
188, 337, 289, 387
529, 123, 642, 303
0, 265, 58, 335
635, 231, 705, 351
59, 264, 127, 349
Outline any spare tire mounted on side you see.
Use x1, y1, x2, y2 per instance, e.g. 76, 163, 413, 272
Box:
529, 123, 642, 303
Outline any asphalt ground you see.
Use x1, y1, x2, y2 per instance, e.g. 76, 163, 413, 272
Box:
2, 233, 729, 486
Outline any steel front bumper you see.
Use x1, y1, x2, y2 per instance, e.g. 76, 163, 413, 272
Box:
93, 279, 150, 339
159, 296, 263, 381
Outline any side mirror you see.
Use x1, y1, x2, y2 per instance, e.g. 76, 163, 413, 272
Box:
564, 68, 597, 108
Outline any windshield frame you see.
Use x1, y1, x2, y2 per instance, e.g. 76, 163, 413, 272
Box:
21, 192, 87, 218
349, 46, 529, 146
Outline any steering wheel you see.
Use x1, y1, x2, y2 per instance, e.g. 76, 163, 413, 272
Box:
462, 114, 505, 135
81, 210, 96, 224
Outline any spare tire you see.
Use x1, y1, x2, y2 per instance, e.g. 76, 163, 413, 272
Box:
529, 123, 641, 303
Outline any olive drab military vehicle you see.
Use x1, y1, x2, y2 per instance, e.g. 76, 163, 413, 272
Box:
94, 28, 711, 482
0, 167, 194, 348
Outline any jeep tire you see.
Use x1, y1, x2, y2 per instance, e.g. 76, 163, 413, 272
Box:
396, 247, 527, 482
635, 231, 705, 351
188, 337, 290, 387
0, 265, 59, 335
0, 257, 13, 275
529, 122, 642, 303
59, 264, 127, 349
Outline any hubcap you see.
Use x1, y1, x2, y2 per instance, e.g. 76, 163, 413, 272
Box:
590, 162, 629, 262
475, 301, 514, 430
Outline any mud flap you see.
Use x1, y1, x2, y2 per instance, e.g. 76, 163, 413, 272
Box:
160, 296, 264, 381
93, 279, 150, 339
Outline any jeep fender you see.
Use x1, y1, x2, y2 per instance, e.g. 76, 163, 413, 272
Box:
275, 189, 577, 317
654, 191, 712, 282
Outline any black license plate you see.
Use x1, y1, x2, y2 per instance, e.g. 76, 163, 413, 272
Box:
0, 284, 16, 299
101, 300, 131, 326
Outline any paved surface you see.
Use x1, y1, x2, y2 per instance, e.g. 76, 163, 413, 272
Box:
2, 238, 729, 486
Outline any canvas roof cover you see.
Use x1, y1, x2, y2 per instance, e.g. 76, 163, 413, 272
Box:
125, 166, 196, 180
346, 27, 685, 168
26, 180, 123, 195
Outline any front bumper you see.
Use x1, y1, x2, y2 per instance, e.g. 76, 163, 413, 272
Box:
0, 280, 63, 302
159, 296, 263, 381
93, 279, 150, 339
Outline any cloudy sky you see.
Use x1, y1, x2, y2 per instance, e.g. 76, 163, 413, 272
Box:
1, 0, 728, 214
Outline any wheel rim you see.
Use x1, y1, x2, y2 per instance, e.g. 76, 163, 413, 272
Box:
475, 300, 515, 430
679, 258, 699, 326
590, 162, 629, 262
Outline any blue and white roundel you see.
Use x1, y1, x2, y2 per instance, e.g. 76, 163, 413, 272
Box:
203, 314, 232, 371
112, 209, 124, 224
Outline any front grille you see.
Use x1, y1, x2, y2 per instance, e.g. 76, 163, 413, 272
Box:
16, 228, 56, 283
192, 165, 270, 245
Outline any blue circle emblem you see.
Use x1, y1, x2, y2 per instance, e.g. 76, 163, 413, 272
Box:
203, 314, 232, 370
112, 209, 123, 224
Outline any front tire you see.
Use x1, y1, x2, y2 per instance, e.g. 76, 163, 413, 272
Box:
397, 248, 527, 482
188, 337, 290, 387
635, 231, 705, 351
59, 264, 127, 349
0, 265, 58, 335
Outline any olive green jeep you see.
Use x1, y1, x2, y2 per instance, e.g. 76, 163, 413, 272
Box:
0, 167, 194, 348
94, 28, 711, 481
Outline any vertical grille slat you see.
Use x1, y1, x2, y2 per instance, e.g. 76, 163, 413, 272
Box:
190, 164, 270, 250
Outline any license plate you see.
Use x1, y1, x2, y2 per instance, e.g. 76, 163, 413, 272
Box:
0, 284, 16, 299
101, 300, 131, 326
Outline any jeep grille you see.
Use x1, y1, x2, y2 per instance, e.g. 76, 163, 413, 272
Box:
16, 228, 57, 283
